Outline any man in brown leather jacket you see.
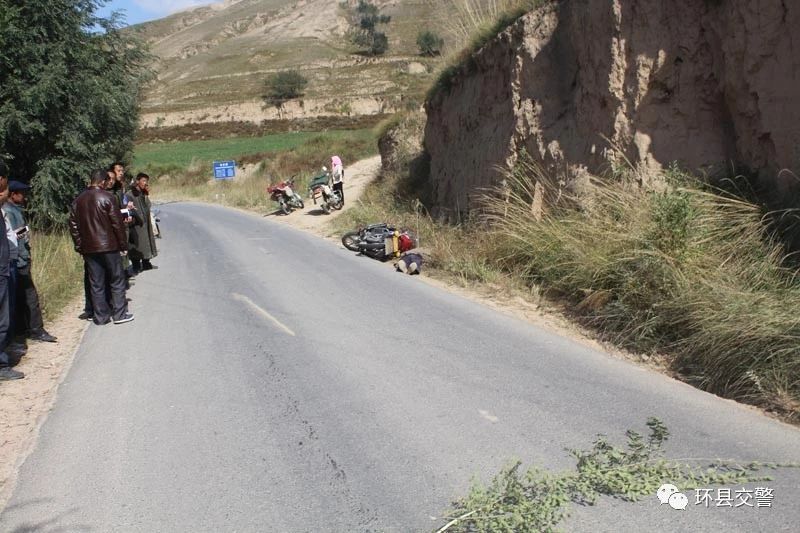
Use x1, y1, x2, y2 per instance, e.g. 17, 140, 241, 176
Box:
69, 169, 133, 325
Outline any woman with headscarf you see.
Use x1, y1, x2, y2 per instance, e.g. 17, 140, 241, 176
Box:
330, 155, 344, 205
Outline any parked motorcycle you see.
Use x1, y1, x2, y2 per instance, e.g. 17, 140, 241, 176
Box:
267, 177, 304, 215
308, 171, 343, 214
341, 223, 416, 261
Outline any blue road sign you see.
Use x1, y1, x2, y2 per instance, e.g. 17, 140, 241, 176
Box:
213, 160, 236, 179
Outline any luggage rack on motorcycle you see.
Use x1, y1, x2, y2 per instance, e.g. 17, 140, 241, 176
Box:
307, 173, 330, 205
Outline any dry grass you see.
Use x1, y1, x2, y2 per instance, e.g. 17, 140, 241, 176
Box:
487, 159, 800, 420
429, 0, 544, 101
31, 232, 84, 321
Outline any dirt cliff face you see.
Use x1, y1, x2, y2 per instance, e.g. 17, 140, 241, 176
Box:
424, 0, 800, 213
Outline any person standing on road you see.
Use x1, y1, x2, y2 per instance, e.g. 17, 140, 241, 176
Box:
128, 173, 157, 272
69, 169, 133, 326
5, 181, 58, 343
330, 155, 344, 205
0, 162, 24, 380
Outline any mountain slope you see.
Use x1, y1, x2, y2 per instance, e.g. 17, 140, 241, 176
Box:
133, 0, 450, 129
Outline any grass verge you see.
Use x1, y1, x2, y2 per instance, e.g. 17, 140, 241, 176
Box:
487, 158, 800, 421
148, 129, 378, 212
31, 232, 83, 322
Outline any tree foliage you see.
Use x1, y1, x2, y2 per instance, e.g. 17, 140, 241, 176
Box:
0, 0, 152, 227
262, 70, 308, 107
348, 0, 391, 56
416, 30, 444, 56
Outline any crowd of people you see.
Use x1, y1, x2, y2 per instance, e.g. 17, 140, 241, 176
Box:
0, 162, 159, 381
0, 162, 58, 380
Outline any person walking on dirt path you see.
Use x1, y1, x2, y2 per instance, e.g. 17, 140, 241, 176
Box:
0, 162, 24, 380
5, 180, 57, 343
70, 169, 133, 326
330, 155, 344, 205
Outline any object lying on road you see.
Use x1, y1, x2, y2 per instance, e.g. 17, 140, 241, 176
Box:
341, 223, 416, 261
395, 253, 423, 274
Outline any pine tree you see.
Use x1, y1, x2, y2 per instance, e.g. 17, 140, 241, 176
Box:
349, 0, 391, 56
0, 0, 152, 227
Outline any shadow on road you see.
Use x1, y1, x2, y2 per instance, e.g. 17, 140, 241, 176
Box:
2, 498, 91, 532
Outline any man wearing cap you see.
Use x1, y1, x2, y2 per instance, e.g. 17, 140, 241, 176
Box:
5, 180, 57, 343
0, 162, 24, 380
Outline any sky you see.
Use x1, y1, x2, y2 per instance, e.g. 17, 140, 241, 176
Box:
97, 0, 214, 26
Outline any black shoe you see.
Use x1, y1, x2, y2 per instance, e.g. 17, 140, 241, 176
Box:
78, 311, 94, 321
113, 313, 134, 324
142, 261, 158, 270
0, 367, 24, 380
6, 344, 26, 358
29, 330, 58, 343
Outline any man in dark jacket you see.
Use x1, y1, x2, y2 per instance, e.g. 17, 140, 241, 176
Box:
0, 162, 24, 380
5, 181, 58, 342
69, 169, 133, 325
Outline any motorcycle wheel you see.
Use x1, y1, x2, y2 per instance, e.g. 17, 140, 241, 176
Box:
332, 196, 344, 210
321, 202, 331, 215
279, 198, 290, 215
341, 231, 361, 251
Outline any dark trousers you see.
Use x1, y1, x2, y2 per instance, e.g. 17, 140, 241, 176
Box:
14, 263, 44, 336
84, 260, 113, 316
85, 252, 127, 323
0, 273, 13, 365
83, 260, 92, 314
5, 264, 17, 347
333, 182, 344, 203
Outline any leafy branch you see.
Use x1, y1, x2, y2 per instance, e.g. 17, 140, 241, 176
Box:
439, 418, 796, 532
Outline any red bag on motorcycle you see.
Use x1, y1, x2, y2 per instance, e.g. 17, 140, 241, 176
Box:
398, 233, 414, 253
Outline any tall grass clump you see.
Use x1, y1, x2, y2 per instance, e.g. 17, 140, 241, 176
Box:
486, 159, 800, 419
31, 232, 83, 321
430, 0, 545, 100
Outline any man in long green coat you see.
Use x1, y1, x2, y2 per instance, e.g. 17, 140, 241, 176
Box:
128, 173, 158, 272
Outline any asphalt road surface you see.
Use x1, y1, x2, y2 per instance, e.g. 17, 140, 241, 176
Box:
2, 203, 799, 532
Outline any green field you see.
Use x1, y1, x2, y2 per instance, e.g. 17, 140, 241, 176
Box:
133, 129, 375, 170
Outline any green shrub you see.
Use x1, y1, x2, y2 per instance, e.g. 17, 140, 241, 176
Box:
262, 70, 308, 107
417, 30, 444, 56
348, 0, 391, 56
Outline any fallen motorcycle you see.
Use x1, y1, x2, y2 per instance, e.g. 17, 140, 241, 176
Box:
341, 223, 416, 261
267, 177, 304, 215
308, 172, 343, 214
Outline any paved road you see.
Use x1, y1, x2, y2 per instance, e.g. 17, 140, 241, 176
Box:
2, 203, 799, 532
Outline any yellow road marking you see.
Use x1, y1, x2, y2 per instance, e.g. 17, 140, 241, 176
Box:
232, 293, 296, 337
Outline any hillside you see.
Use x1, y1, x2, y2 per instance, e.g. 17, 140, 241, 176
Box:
133, 0, 456, 130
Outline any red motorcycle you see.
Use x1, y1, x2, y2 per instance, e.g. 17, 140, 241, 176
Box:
267, 177, 304, 215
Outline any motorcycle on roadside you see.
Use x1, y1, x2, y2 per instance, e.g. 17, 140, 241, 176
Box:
341, 223, 416, 261
308, 168, 343, 215
267, 176, 305, 215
